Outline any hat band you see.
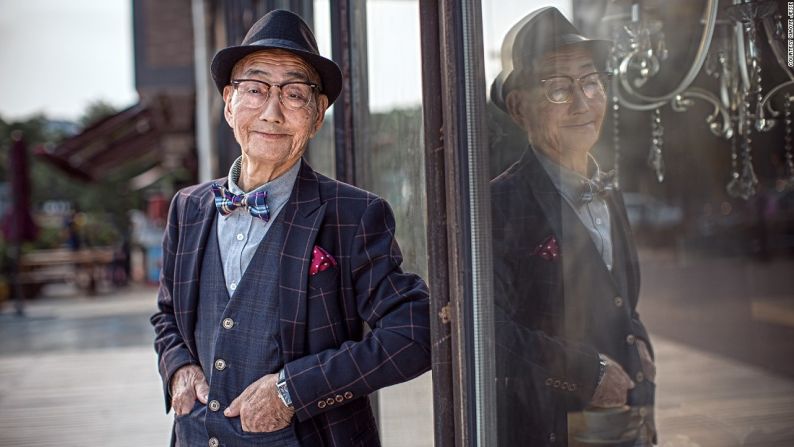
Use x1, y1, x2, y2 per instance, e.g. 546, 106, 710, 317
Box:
248, 38, 319, 55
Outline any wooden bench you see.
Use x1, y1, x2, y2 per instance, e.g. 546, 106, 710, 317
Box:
19, 247, 116, 296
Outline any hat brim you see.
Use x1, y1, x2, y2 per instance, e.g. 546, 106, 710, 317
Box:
491, 39, 612, 112
211, 43, 343, 105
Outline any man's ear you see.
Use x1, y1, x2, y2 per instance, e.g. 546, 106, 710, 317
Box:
222, 85, 234, 127
311, 94, 330, 137
505, 90, 536, 143
505, 90, 527, 128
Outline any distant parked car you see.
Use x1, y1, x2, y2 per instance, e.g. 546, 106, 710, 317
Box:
623, 192, 684, 230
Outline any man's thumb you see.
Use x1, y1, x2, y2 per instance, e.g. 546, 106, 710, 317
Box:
195, 380, 210, 404
224, 396, 241, 417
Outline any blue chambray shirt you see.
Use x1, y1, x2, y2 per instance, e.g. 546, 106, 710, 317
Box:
216, 157, 300, 296
534, 149, 614, 271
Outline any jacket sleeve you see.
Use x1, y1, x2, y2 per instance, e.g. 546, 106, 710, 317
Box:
150, 192, 200, 413
630, 309, 653, 358
283, 197, 431, 422
493, 260, 602, 403
490, 193, 603, 403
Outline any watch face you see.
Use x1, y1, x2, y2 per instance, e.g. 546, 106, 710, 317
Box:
277, 382, 292, 406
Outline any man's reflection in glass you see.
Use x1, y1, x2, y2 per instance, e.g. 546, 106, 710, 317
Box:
490, 7, 656, 446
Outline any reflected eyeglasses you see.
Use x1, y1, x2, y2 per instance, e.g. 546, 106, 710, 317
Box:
231, 79, 320, 110
539, 72, 611, 104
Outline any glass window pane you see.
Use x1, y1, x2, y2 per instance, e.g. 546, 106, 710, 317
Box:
305, 0, 335, 178
483, 1, 794, 446
361, 1, 431, 446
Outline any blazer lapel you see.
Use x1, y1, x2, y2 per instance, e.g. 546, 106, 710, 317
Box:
279, 159, 327, 361
607, 191, 640, 302
175, 180, 220, 357
523, 149, 621, 335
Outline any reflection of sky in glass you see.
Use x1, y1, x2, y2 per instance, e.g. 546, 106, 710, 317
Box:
313, 1, 334, 115
366, 0, 422, 113
482, 0, 572, 98
314, 0, 424, 112
0, 0, 136, 121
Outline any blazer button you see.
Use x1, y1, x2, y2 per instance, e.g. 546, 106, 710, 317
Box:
344, 391, 353, 399
569, 383, 577, 392
222, 318, 234, 329
335, 394, 344, 403
545, 378, 553, 386
614, 296, 624, 307
208, 400, 220, 412
209, 437, 219, 447
549, 432, 556, 443
326, 397, 336, 406
626, 334, 636, 345
636, 371, 645, 383
562, 381, 569, 391
214, 359, 227, 371
553, 380, 561, 388
318, 401, 327, 409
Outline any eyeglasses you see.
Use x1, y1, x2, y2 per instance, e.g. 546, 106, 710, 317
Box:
539, 72, 611, 104
231, 79, 320, 110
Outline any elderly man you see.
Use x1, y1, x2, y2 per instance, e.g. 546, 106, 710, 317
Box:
151, 10, 430, 447
489, 7, 656, 447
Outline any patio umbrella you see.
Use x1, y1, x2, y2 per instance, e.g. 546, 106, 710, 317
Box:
2, 131, 39, 315
2, 131, 39, 242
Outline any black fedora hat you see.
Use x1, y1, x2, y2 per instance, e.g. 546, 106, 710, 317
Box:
490, 7, 611, 112
211, 9, 343, 105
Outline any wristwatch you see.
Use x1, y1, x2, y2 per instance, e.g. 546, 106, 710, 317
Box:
596, 354, 608, 386
276, 369, 293, 408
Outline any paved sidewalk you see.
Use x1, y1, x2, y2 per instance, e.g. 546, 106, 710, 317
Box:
0, 286, 433, 447
1, 285, 793, 446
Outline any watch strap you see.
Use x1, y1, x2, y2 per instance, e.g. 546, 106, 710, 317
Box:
276, 369, 293, 408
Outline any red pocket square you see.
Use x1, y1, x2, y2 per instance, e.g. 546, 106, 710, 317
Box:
532, 235, 559, 261
310, 245, 337, 276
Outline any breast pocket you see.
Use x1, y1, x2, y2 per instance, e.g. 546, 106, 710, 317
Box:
308, 267, 338, 292
307, 268, 347, 348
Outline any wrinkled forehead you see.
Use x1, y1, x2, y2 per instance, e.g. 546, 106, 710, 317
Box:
532, 45, 596, 78
231, 49, 320, 82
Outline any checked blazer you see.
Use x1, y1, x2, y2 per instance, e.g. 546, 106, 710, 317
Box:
491, 148, 655, 446
151, 159, 431, 446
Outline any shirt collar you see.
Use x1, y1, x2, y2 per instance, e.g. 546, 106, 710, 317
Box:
224, 156, 300, 217
533, 147, 601, 205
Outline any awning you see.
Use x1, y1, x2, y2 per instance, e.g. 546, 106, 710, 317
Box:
35, 103, 162, 182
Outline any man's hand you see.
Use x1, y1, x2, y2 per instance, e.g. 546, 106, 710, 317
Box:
224, 373, 295, 433
590, 355, 635, 408
637, 339, 656, 383
170, 364, 209, 415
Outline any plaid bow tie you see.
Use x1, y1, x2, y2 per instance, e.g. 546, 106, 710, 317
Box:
211, 183, 270, 222
579, 169, 617, 204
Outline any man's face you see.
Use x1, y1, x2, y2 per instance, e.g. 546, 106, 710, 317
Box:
222, 49, 329, 171
506, 46, 606, 160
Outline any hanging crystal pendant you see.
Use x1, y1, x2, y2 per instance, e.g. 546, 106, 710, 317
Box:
783, 96, 794, 189
648, 108, 665, 182
737, 136, 759, 199
612, 94, 621, 188
736, 78, 759, 199
726, 121, 742, 198
728, 19, 761, 199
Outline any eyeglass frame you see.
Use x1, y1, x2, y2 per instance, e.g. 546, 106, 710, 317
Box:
230, 78, 321, 110
537, 71, 612, 104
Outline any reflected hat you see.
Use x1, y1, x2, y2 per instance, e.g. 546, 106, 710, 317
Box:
490, 7, 611, 112
211, 9, 343, 105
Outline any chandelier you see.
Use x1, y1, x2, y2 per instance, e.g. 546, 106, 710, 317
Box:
607, 0, 793, 199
